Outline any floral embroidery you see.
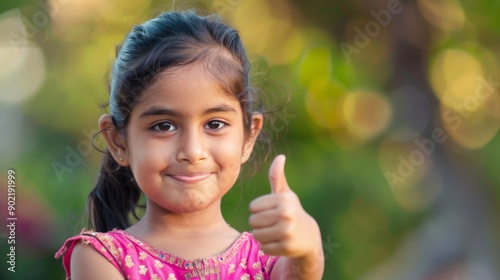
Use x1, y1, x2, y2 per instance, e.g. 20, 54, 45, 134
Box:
239, 258, 247, 269
252, 262, 260, 270
150, 274, 161, 280
167, 273, 177, 280
139, 265, 148, 275
228, 263, 235, 274
240, 274, 250, 280
125, 255, 134, 268
139, 251, 148, 261
82, 231, 122, 266
254, 272, 263, 280
154, 259, 164, 268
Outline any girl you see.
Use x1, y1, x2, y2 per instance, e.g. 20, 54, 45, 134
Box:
56, 10, 324, 280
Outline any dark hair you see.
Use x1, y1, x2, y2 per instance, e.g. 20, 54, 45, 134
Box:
89, 10, 270, 232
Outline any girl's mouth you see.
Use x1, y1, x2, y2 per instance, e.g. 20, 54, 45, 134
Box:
169, 173, 211, 183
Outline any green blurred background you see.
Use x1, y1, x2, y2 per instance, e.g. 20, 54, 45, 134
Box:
1, 0, 499, 279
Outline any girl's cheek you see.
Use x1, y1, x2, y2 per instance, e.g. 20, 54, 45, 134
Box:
147, 145, 170, 162
132, 139, 168, 164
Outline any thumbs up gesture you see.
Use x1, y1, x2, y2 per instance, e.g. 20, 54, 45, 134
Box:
249, 155, 322, 258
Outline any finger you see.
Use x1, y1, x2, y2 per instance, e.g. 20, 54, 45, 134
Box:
259, 240, 302, 257
269, 154, 290, 194
252, 225, 283, 244
259, 241, 287, 256
249, 208, 280, 229
249, 194, 278, 213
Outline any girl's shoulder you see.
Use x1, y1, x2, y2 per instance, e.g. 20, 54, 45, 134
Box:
55, 229, 279, 279
55, 229, 127, 261
55, 229, 131, 279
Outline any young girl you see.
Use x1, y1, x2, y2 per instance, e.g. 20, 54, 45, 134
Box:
56, 10, 324, 280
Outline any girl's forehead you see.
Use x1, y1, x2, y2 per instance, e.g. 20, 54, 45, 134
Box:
133, 65, 241, 115
150, 65, 206, 87
147, 64, 230, 95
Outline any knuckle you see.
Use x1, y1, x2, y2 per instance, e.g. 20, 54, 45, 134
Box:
277, 207, 294, 221
276, 223, 293, 238
277, 194, 289, 204
280, 240, 294, 255
262, 246, 275, 256
252, 231, 263, 242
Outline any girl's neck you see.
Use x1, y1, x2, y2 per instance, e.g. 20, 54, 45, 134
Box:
125, 200, 241, 260
128, 199, 236, 239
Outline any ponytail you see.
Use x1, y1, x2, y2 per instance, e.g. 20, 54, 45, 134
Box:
88, 149, 142, 232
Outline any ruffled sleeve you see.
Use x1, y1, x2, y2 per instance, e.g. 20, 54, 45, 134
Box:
55, 229, 124, 280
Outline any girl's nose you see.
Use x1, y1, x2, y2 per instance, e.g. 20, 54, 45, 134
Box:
176, 127, 208, 163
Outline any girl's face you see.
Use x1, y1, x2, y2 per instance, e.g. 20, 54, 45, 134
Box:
118, 64, 262, 214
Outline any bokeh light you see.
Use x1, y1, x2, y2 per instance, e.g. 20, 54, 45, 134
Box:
50, 0, 152, 42
377, 139, 431, 191
418, 0, 465, 31
430, 47, 499, 149
233, 0, 305, 65
440, 96, 499, 150
305, 78, 345, 130
0, 10, 46, 104
299, 46, 332, 87
430, 48, 485, 108
377, 138, 443, 211
342, 90, 392, 140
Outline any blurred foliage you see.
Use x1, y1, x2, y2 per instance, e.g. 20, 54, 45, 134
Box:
0, 0, 499, 279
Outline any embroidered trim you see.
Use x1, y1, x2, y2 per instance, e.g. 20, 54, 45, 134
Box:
114, 230, 249, 269
80, 230, 125, 273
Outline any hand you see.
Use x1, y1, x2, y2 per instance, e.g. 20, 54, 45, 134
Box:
249, 155, 320, 257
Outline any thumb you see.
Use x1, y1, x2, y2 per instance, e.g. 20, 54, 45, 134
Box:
269, 154, 290, 193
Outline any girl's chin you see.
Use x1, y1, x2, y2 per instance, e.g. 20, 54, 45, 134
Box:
165, 198, 213, 213
145, 186, 224, 214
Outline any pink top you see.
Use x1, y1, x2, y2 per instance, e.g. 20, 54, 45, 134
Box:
55, 229, 279, 280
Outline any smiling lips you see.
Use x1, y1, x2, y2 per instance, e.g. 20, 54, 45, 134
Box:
169, 173, 211, 183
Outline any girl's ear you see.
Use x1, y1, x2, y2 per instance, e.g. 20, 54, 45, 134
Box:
242, 113, 263, 164
99, 114, 130, 166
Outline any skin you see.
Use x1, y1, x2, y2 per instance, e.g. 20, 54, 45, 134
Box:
250, 155, 324, 279
70, 64, 324, 279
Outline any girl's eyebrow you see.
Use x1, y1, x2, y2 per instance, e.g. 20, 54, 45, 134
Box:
203, 104, 238, 115
139, 107, 179, 118
139, 104, 237, 119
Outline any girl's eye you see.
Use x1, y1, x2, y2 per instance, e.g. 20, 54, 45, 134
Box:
151, 122, 176, 132
205, 120, 227, 130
